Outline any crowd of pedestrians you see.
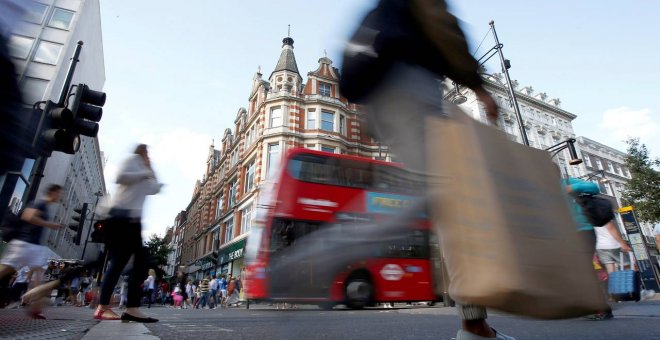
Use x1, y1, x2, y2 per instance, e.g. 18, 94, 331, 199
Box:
166, 272, 242, 310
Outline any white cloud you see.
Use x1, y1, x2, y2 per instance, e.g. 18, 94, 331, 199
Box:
148, 128, 212, 181
599, 107, 659, 140
598, 107, 660, 156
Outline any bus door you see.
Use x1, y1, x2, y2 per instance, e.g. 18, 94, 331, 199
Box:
268, 219, 332, 299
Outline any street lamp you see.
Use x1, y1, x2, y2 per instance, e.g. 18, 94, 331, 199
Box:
81, 190, 103, 260
450, 82, 467, 105
545, 138, 582, 165
446, 21, 530, 146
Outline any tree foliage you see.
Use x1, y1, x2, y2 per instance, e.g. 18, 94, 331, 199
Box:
144, 234, 172, 279
621, 138, 660, 223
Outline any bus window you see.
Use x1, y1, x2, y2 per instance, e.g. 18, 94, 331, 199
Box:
270, 219, 323, 253
378, 230, 429, 259
288, 153, 426, 194
288, 154, 341, 186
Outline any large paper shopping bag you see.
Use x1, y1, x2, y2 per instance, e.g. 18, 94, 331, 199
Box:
425, 106, 608, 319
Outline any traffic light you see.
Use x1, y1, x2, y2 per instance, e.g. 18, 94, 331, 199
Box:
33, 101, 81, 156
69, 203, 88, 245
70, 84, 106, 137
90, 220, 104, 243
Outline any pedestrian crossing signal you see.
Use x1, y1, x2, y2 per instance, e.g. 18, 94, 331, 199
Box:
90, 221, 104, 243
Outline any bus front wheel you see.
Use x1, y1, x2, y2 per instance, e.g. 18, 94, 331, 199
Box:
345, 275, 373, 309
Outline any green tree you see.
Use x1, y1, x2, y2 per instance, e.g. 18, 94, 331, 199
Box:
144, 234, 172, 279
621, 138, 660, 223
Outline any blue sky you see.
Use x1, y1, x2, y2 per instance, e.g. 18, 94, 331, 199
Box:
98, 0, 660, 237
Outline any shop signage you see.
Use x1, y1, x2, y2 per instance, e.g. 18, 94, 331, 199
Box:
194, 253, 218, 268
218, 239, 247, 264
619, 206, 660, 292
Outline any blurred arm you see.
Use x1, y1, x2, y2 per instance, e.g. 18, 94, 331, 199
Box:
21, 206, 61, 229
410, 0, 498, 121
604, 220, 631, 252
410, 0, 482, 90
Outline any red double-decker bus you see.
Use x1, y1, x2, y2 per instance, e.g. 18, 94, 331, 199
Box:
244, 149, 444, 309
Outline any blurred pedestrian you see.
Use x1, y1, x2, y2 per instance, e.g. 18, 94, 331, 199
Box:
176, 269, 189, 308
185, 279, 194, 309
8, 266, 30, 307
193, 282, 201, 308
595, 220, 655, 301
119, 276, 128, 309
340, 1, 506, 339
226, 277, 239, 307
208, 274, 219, 309
144, 269, 156, 308
219, 274, 228, 307
198, 275, 210, 309
564, 177, 613, 320
0, 1, 30, 179
172, 286, 183, 308
92, 144, 162, 322
0, 184, 63, 318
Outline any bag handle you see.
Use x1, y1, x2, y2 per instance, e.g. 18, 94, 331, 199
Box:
619, 251, 636, 271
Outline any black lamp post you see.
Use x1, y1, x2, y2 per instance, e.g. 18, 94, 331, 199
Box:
446, 21, 530, 146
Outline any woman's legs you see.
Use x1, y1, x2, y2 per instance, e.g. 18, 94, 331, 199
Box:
99, 246, 132, 306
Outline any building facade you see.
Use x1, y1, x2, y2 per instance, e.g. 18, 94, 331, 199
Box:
445, 73, 581, 179
6, 0, 106, 260
176, 36, 384, 280
576, 136, 631, 207
576, 136, 658, 257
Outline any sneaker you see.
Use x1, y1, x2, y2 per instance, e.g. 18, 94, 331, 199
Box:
585, 311, 614, 321
457, 329, 515, 340
641, 289, 656, 301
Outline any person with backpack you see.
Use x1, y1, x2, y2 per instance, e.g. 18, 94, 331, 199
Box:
340, 1, 508, 339
0, 184, 64, 318
563, 177, 614, 320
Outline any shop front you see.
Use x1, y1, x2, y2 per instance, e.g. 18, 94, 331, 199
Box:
217, 238, 247, 279
194, 253, 218, 280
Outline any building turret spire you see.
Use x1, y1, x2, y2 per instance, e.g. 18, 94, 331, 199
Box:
272, 27, 299, 76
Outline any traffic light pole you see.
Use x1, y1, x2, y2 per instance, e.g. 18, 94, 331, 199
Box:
81, 192, 102, 260
23, 41, 83, 203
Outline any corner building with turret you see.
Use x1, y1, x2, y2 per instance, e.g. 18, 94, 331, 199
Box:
178, 36, 387, 280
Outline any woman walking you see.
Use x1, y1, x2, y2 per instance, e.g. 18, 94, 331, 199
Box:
93, 144, 163, 323
184, 280, 194, 309
144, 269, 156, 308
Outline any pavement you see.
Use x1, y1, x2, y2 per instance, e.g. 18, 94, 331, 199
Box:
1, 299, 659, 339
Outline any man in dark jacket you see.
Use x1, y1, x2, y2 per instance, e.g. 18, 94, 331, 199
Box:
341, 1, 510, 339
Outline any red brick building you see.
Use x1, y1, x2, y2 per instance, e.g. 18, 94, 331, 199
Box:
178, 36, 388, 279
